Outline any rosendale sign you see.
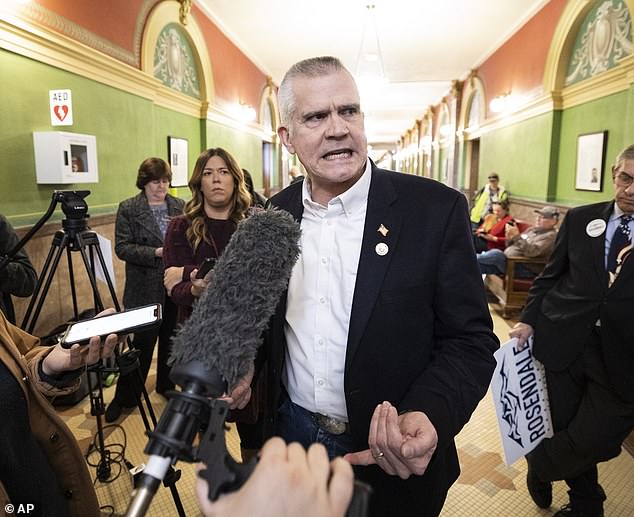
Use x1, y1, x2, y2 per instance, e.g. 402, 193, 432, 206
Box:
491, 337, 553, 465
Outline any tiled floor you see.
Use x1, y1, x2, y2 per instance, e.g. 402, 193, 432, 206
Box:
56, 306, 634, 516
442, 309, 634, 517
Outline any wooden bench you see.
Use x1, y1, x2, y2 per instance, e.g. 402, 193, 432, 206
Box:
485, 256, 549, 318
484, 219, 548, 318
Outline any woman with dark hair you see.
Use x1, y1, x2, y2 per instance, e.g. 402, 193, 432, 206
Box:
105, 157, 184, 422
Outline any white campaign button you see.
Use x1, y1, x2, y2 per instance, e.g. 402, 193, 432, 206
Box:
586, 219, 606, 238
375, 242, 389, 256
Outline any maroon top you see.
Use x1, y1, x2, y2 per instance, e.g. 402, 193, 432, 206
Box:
485, 214, 513, 250
163, 215, 236, 324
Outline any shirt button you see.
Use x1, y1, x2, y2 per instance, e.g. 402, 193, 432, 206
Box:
317, 379, 325, 386
319, 297, 326, 304
321, 257, 327, 264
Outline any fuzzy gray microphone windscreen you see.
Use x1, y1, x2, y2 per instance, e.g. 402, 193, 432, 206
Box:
169, 208, 301, 389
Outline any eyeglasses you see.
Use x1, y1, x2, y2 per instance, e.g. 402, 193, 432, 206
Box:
615, 171, 634, 187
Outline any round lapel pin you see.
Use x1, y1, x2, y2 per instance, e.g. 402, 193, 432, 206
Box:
375, 242, 389, 256
586, 219, 606, 238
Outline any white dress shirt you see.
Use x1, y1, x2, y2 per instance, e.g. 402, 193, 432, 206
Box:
283, 161, 371, 421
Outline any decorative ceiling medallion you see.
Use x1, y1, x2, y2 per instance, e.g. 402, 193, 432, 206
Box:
566, 0, 632, 86
154, 24, 200, 99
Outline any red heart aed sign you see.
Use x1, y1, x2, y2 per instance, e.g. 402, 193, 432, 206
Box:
54, 105, 68, 122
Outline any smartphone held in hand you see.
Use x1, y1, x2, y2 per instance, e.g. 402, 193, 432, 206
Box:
196, 257, 217, 279
60, 303, 162, 348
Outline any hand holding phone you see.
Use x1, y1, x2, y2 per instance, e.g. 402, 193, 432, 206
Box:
196, 257, 217, 279
60, 303, 162, 348
44, 311, 120, 375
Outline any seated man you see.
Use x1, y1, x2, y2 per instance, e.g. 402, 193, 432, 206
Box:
477, 206, 559, 276
0, 309, 118, 516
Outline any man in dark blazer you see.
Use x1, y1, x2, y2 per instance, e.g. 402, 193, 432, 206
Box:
510, 144, 634, 517
260, 56, 498, 517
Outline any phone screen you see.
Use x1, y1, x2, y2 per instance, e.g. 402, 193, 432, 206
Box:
63, 305, 160, 345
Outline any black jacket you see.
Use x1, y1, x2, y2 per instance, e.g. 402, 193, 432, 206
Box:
521, 201, 634, 401
263, 164, 498, 516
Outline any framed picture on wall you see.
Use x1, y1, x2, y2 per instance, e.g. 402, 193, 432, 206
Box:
168, 136, 188, 187
575, 131, 607, 192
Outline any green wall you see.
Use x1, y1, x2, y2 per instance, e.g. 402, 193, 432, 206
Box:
556, 90, 629, 205
0, 49, 266, 227
479, 113, 555, 202
205, 121, 264, 190
475, 86, 634, 208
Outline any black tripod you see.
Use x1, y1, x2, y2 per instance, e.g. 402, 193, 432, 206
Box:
12, 191, 185, 515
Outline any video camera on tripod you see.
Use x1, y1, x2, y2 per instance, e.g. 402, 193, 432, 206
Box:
0, 190, 86, 272
18, 191, 120, 332
58, 189, 90, 219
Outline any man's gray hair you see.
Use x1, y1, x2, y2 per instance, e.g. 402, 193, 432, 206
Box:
278, 56, 350, 127
615, 144, 634, 168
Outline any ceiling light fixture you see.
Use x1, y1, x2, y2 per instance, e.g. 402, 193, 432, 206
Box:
355, 4, 388, 92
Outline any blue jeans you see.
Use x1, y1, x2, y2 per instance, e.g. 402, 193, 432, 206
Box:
477, 249, 538, 278
477, 248, 507, 274
275, 397, 354, 460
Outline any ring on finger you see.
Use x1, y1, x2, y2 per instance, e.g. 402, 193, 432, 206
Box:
374, 450, 385, 460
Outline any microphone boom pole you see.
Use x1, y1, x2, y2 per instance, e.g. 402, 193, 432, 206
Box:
125, 362, 219, 516
126, 209, 302, 516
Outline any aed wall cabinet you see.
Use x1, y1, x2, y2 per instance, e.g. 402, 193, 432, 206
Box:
33, 131, 98, 184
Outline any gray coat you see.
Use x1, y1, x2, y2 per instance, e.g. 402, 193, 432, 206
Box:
115, 192, 184, 309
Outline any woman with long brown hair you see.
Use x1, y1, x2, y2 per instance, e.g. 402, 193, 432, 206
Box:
163, 147, 262, 460
163, 147, 251, 324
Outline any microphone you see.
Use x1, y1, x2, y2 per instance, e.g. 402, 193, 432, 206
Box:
125, 208, 301, 517
169, 207, 301, 389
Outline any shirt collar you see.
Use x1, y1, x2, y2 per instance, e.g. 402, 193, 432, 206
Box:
611, 202, 627, 223
302, 160, 371, 216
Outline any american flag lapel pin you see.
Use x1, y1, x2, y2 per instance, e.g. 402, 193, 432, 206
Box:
378, 224, 389, 237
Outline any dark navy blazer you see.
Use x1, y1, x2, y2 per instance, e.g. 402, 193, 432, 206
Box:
264, 163, 498, 516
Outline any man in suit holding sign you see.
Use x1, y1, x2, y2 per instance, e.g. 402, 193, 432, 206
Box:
510, 144, 634, 517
